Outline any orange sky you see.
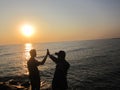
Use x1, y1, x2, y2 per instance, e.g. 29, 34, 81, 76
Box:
0, 0, 120, 45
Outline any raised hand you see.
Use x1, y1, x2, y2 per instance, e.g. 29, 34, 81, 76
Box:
47, 49, 50, 55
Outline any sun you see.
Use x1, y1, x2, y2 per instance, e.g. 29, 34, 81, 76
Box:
21, 24, 34, 37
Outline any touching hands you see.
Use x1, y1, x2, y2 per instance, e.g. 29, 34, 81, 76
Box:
47, 49, 50, 56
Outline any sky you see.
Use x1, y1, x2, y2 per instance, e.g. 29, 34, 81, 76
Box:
0, 0, 120, 44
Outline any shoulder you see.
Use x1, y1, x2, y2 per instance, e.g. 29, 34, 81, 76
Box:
27, 60, 32, 65
27, 59, 36, 64
65, 60, 70, 67
27, 60, 30, 64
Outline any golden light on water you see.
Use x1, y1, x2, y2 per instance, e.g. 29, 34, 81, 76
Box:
23, 43, 33, 75
25, 43, 33, 60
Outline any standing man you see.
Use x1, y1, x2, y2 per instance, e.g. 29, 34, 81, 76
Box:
48, 50, 70, 90
27, 49, 48, 90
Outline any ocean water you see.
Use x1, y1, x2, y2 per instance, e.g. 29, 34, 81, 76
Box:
0, 38, 120, 89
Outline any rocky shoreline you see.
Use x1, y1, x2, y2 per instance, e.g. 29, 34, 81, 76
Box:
0, 79, 51, 90
0, 76, 51, 90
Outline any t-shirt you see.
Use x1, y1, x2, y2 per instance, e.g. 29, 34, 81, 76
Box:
27, 58, 40, 80
52, 60, 70, 89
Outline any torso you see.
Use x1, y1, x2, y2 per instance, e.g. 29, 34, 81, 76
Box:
27, 58, 40, 79
53, 60, 70, 89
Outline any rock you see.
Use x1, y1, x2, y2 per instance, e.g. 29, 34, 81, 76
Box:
9, 79, 18, 85
15, 85, 25, 90
0, 83, 16, 90
21, 81, 30, 88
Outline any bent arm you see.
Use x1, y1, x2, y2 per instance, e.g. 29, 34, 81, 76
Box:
39, 54, 48, 65
49, 54, 58, 64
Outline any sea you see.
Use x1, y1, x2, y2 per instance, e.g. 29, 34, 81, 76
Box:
0, 38, 120, 90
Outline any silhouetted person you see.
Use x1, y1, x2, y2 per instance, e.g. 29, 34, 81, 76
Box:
48, 50, 70, 90
27, 49, 48, 90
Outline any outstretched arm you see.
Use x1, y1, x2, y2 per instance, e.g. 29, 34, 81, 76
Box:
37, 49, 48, 65
39, 54, 47, 65
48, 49, 58, 64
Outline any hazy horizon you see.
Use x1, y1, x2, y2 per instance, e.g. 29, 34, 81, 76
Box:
0, 0, 120, 44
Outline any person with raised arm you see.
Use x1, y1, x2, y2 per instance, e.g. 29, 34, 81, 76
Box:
48, 49, 70, 90
27, 49, 49, 90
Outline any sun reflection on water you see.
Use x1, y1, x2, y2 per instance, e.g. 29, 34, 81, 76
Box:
23, 43, 33, 75
25, 43, 33, 60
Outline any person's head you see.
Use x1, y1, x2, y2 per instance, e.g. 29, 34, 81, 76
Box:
30, 49, 36, 58
55, 50, 66, 59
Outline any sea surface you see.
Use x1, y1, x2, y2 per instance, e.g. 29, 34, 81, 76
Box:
0, 38, 120, 90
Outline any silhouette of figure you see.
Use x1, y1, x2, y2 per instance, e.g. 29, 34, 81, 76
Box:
48, 50, 70, 90
27, 49, 48, 90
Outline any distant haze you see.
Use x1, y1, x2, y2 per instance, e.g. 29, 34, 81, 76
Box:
0, 0, 120, 44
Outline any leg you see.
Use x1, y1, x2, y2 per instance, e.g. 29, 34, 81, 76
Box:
31, 82, 36, 90
31, 79, 37, 90
35, 79, 40, 90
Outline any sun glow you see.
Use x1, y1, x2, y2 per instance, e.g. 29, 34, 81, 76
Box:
21, 24, 34, 37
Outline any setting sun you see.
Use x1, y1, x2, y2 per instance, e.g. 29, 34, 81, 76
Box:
21, 24, 34, 37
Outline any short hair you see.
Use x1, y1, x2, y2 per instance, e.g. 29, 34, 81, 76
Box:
55, 50, 66, 58
30, 49, 36, 57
